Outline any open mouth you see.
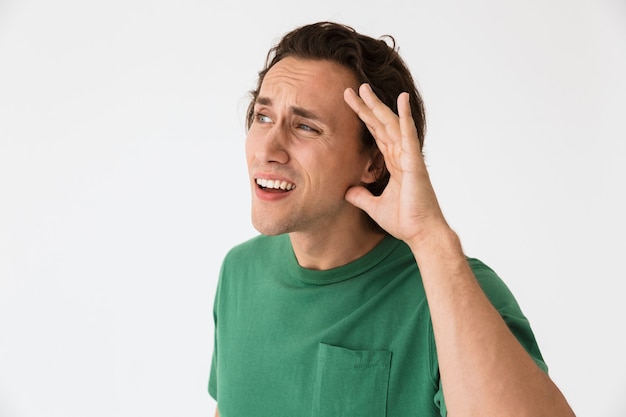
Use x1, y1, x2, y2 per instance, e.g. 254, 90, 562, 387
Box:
256, 178, 296, 192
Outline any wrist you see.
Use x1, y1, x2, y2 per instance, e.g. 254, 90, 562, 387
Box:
406, 224, 464, 264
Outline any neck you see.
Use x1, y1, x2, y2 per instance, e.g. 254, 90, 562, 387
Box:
289, 223, 386, 270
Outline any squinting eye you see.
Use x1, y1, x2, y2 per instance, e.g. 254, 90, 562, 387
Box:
256, 113, 272, 124
298, 124, 317, 133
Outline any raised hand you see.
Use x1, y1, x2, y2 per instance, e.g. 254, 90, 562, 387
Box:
343, 83, 449, 247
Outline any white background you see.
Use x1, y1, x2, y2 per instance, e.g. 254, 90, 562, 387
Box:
1, 0, 625, 416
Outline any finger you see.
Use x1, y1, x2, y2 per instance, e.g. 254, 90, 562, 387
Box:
344, 185, 377, 216
397, 92, 413, 131
397, 92, 420, 150
343, 87, 378, 128
358, 84, 404, 140
344, 85, 400, 146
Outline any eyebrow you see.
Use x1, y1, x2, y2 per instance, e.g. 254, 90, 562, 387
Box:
256, 96, 323, 122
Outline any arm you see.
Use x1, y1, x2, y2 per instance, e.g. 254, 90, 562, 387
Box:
344, 84, 575, 417
214, 408, 219, 417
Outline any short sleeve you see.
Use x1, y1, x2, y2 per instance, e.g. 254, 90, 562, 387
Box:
433, 377, 447, 416
208, 263, 225, 400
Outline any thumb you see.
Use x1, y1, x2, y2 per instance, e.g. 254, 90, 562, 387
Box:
345, 185, 377, 215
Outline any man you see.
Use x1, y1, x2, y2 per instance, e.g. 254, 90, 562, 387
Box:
209, 21, 575, 416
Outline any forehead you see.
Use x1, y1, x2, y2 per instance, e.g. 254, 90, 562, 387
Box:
259, 57, 358, 107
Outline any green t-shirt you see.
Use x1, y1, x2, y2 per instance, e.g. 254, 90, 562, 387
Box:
209, 234, 547, 416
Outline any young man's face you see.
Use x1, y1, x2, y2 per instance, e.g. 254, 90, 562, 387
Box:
246, 57, 376, 236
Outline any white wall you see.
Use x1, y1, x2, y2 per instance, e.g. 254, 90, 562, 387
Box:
1, 0, 624, 416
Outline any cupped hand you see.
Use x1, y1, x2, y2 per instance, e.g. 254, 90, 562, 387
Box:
343, 84, 449, 246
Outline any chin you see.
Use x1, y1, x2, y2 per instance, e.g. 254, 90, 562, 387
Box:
254, 226, 284, 237
251, 216, 289, 237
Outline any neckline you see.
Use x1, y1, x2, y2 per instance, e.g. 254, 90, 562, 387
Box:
285, 234, 401, 285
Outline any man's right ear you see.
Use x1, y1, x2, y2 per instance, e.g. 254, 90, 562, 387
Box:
362, 148, 385, 185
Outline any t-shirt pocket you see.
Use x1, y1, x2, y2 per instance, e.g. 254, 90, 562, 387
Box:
311, 343, 392, 417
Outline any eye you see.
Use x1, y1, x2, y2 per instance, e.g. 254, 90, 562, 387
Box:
255, 113, 273, 124
297, 123, 319, 133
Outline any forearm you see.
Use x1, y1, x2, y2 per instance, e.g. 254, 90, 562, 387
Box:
408, 227, 574, 417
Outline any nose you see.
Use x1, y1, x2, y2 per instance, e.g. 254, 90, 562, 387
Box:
252, 124, 290, 164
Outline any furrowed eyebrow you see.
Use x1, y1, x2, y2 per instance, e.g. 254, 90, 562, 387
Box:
255, 96, 323, 122
255, 96, 272, 106
290, 106, 321, 121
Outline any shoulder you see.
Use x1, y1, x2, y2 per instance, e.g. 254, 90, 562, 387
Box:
467, 257, 548, 370
220, 234, 293, 281
466, 257, 523, 313
224, 234, 288, 262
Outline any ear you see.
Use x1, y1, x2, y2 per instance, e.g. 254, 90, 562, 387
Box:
361, 148, 385, 184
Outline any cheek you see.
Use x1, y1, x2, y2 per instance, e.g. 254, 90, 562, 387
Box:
312, 154, 368, 190
244, 136, 256, 166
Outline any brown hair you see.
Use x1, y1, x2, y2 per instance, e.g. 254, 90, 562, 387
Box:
247, 21, 426, 197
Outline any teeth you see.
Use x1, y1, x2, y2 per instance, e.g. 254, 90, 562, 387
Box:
256, 178, 295, 191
